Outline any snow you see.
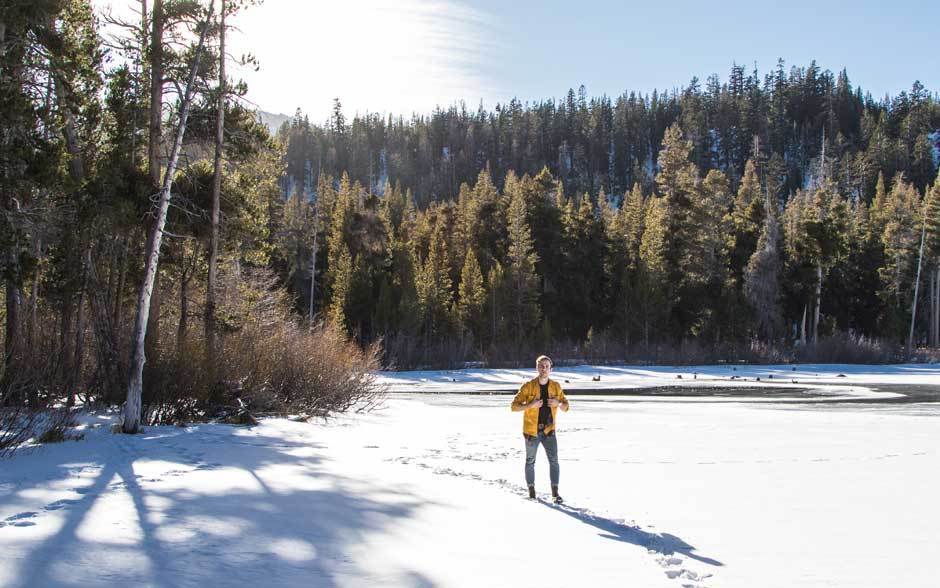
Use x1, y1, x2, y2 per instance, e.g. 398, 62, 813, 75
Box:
2, 364, 939, 587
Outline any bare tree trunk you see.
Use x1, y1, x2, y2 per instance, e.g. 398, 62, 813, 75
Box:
621, 281, 630, 351
178, 260, 189, 349
59, 293, 73, 386
87, 248, 124, 403
67, 251, 90, 408
145, 270, 161, 360
27, 236, 41, 344
309, 213, 318, 329
813, 264, 822, 345
934, 267, 940, 347
3, 264, 22, 398
131, 0, 147, 167
148, 0, 164, 191
206, 0, 225, 356
178, 241, 199, 349
54, 92, 84, 181
908, 214, 927, 357
113, 236, 129, 327
144, 0, 165, 365
124, 4, 213, 433
929, 268, 936, 348
800, 304, 807, 346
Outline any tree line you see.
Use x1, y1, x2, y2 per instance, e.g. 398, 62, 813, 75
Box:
275, 65, 940, 367
278, 63, 938, 211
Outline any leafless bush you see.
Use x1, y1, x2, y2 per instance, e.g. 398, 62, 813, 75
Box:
229, 319, 385, 417
143, 337, 212, 425
909, 346, 940, 363
1, 408, 83, 456
794, 333, 900, 364
0, 407, 38, 458
35, 409, 83, 444
141, 266, 385, 423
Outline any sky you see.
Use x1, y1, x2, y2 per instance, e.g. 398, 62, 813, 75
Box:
93, 0, 939, 124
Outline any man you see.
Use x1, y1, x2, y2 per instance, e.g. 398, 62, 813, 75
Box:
511, 355, 569, 503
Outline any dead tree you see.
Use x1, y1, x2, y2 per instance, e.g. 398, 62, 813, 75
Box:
123, 2, 213, 433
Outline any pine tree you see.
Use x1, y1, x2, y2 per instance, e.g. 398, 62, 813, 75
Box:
834, 195, 883, 336
744, 199, 784, 340
694, 169, 733, 337
328, 245, 354, 332
416, 223, 453, 347
731, 160, 766, 288
637, 196, 669, 347
325, 172, 356, 302
607, 183, 646, 345
878, 175, 921, 337
457, 248, 486, 344
505, 175, 541, 342
924, 175, 940, 346
655, 123, 704, 337
485, 261, 508, 348
805, 181, 849, 342
471, 168, 505, 273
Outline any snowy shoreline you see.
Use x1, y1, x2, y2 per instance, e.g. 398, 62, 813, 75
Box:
377, 363, 940, 402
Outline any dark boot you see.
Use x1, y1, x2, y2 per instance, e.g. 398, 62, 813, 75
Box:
551, 485, 563, 504
528, 485, 536, 499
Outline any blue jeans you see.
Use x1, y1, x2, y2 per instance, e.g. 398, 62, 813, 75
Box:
524, 431, 559, 487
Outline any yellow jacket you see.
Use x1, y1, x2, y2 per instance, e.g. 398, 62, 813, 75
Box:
511, 377, 569, 436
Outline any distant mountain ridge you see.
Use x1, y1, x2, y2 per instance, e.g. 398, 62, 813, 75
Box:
257, 110, 290, 135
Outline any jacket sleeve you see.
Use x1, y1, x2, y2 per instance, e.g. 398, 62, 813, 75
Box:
556, 384, 569, 407
511, 383, 529, 410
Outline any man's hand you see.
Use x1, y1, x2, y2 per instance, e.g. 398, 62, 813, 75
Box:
528, 399, 543, 409
547, 398, 559, 408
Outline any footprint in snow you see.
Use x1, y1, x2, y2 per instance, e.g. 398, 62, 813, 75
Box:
2, 512, 39, 527
44, 499, 82, 511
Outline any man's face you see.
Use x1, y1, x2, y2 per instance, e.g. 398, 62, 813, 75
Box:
537, 361, 552, 378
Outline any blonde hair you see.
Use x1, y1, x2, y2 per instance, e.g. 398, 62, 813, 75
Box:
535, 355, 553, 367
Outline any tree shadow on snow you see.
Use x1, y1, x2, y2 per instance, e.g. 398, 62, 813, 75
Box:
542, 501, 723, 567
7, 423, 436, 588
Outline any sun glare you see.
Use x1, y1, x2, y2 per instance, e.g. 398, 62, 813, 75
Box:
232, 0, 500, 120
92, 0, 500, 121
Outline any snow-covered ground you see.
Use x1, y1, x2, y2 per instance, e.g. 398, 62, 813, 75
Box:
1, 364, 938, 587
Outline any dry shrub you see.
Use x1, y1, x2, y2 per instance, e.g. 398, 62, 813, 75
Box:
35, 409, 83, 444
142, 266, 385, 423
0, 408, 37, 458
142, 337, 213, 425
794, 333, 900, 364
385, 334, 476, 370
1, 408, 83, 456
0, 312, 73, 408
230, 320, 384, 416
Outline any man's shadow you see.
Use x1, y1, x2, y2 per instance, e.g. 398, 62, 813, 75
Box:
541, 501, 723, 567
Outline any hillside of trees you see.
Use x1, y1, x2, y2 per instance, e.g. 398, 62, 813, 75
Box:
277, 66, 940, 367
2, 0, 940, 437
